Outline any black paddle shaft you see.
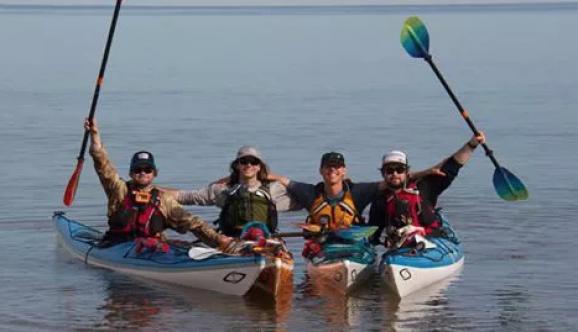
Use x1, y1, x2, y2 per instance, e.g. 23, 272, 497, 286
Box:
424, 55, 501, 169
76, 0, 123, 162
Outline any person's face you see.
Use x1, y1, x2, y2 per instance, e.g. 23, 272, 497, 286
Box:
237, 156, 262, 180
320, 164, 346, 185
130, 166, 156, 187
381, 163, 407, 189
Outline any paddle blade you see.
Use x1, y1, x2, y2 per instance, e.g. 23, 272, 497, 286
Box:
493, 167, 529, 201
63, 159, 84, 207
401, 16, 430, 58
188, 247, 222, 260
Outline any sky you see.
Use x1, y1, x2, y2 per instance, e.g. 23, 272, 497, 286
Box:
1, 0, 576, 6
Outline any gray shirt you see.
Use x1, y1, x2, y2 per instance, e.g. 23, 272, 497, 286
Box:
177, 181, 302, 212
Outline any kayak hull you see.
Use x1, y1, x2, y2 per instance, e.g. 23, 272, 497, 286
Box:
379, 220, 464, 298
53, 212, 265, 296
251, 256, 294, 297
306, 258, 374, 294
305, 226, 377, 294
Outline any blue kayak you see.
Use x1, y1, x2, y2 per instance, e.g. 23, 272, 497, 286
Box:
53, 212, 265, 296
379, 215, 464, 297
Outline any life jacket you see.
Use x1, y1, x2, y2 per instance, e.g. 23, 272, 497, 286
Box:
306, 181, 362, 231
384, 182, 440, 235
217, 183, 278, 237
105, 184, 165, 242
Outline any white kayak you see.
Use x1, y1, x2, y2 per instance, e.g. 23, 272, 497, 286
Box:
379, 215, 464, 298
53, 212, 265, 296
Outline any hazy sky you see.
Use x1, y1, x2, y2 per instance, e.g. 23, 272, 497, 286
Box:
1, 0, 576, 6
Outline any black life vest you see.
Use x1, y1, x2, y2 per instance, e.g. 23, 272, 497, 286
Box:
306, 181, 362, 231
217, 183, 278, 237
105, 184, 165, 242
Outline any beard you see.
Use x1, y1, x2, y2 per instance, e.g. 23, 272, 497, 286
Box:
385, 177, 406, 190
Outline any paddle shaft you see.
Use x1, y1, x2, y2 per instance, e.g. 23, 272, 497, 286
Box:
423, 56, 501, 169
273, 232, 304, 238
76, 0, 123, 163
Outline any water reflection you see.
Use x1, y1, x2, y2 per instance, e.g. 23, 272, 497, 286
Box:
391, 272, 463, 331
93, 273, 296, 330
292, 271, 463, 331
97, 277, 166, 330
244, 283, 294, 326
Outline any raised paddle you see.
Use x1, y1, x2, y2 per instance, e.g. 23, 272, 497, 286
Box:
400, 16, 528, 201
63, 0, 123, 207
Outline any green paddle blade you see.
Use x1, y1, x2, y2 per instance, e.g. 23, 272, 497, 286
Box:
401, 16, 430, 58
493, 167, 529, 201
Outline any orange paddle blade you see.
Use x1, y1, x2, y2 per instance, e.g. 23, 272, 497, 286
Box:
63, 159, 84, 207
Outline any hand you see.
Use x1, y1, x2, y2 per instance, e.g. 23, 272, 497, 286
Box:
84, 118, 102, 149
219, 237, 250, 255
84, 118, 98, 134
428, 168, 447, 177
468, 131, 486, 148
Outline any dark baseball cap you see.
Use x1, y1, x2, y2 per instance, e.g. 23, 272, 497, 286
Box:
130, 151, 156, 172
320, 152, 345, 167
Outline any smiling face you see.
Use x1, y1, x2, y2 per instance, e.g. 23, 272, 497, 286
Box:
130, 166, 156, 187
381, 163, 408, 190
236, 156, 262, 182
320, 164, 347, 186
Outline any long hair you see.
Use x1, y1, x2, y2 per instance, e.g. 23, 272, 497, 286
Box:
228, 159, 270, 186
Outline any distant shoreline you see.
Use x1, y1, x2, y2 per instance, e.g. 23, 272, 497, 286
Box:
1, 2, 578, 14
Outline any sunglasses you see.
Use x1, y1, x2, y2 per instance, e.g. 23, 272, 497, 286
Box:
133, 167, 154, 174
383, 165, 407, 175
238, 156, 260, 166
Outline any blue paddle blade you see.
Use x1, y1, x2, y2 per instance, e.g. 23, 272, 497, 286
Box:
493, 167, 529, 201
401, 16, 430, 58
334, 226, 378, 242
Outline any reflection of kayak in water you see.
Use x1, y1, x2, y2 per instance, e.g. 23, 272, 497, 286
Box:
304, 226, 377, 294
379, 214, 464, 298
53, 212, 264, 296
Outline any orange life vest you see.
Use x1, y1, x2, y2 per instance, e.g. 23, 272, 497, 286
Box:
306, 182, 361, 231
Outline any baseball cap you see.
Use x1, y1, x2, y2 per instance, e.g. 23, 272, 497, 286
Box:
236, 145, 263, 162
382, 150, 408, 166
320, 152, 345, 167
130, 151, 156, 172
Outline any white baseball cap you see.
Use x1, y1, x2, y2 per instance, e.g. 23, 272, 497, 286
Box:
382, 150, 408, 166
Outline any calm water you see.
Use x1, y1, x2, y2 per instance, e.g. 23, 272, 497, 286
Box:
1, 5, 578, 331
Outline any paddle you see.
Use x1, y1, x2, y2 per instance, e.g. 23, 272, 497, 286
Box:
63, 0, 123, 207
188, 247, 223, 260
400, 16, 528, 201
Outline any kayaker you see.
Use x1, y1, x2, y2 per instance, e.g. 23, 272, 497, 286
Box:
368, 132, 486, 248
167, 146, 301, 237
270, 152, 384, 259
84, 119, 245, 254
272, 152, 382, 231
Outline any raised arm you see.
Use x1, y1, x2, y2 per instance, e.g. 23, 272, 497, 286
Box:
85, 119, 126, 202
409, 132, 486, 181
452, 132, 486, 165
